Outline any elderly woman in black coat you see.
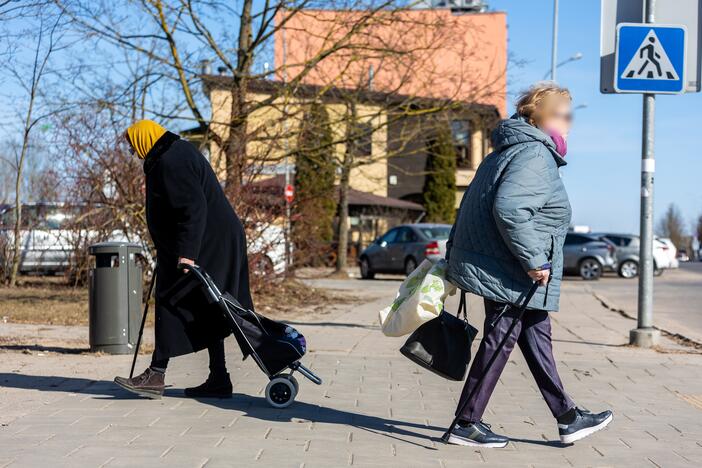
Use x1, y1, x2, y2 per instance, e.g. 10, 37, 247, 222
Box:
114, 120, 253, 399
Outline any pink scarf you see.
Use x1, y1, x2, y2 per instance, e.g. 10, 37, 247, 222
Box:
546, 129, 567, 157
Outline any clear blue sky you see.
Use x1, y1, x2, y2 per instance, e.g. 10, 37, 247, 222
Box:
2, 1, 698, 235
490, 0, 700, 234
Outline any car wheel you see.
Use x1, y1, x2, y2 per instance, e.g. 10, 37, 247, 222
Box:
404, 257, 417, 277
579, 258, 602, 280
618, 260, 638, 279
654, 267, 664, 277
360, 257, 375, 280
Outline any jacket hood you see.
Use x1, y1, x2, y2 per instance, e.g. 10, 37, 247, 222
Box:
491, 115, 567, 167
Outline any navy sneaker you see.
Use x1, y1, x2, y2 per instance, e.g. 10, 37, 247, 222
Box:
447, 421, 509, 448
558, 408, 613, 444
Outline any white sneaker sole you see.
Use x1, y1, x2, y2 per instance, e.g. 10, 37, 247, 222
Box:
447, 434, 508, 448
560, 414, 613, 444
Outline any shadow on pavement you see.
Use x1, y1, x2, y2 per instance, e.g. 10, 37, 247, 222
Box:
552, 338, 626, 348
285, 321, 379, 330
0, 373, 112, 394
181, 392, 440, 449
0, 373, 438, 449
0, 344, 90, 354
509, 437, 571, 448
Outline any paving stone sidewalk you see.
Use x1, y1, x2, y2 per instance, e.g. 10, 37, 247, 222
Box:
1, 278, 701, 467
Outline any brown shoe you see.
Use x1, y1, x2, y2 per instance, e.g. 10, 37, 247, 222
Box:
114, 368, 165, 399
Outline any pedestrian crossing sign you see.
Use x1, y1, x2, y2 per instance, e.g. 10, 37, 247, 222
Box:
615, 23, 687, 94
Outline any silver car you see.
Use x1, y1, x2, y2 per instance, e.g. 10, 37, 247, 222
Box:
358, 223, 451, 279
563, 233, 617, 280
597, 233, 674, 278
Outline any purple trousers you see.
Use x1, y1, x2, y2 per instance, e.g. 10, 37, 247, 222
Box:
455, 298, 575, 422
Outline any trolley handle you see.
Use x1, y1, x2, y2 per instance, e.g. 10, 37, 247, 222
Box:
178, 262, 220, 304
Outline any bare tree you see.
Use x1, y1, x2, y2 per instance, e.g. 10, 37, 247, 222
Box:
657, 203, 687, 249
271, 7, 506, 273
0, 6, 67, 286
47, 0, 504, 278
52, 1, 414, 191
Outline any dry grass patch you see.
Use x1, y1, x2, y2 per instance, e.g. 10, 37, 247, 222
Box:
0, 277, 90, 326
1, 276, 358, 327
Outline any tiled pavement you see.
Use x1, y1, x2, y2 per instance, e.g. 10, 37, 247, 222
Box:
1, 278, 701, 467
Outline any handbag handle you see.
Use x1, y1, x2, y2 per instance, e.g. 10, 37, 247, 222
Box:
457, 291, 468, 321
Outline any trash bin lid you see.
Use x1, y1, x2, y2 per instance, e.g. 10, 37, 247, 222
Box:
89, 241, 143, 255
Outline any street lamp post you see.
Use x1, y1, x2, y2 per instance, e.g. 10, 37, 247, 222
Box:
550, 0, 559, 81
543, 52, 583, 80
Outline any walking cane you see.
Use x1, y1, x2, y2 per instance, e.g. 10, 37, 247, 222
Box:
441, 281, 540, 443
129, 268, 157, 379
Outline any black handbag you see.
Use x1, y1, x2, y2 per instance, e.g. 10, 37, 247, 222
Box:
400, 292, 478, 381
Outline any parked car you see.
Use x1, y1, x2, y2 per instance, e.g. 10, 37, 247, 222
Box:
655, 237, 679, 270
563, 233, 617, 280
248, 223, 286, 276
0, 203, 286, 276
0, 203, 133, 274
595, 233, 674, 278
358, 223, 451, 279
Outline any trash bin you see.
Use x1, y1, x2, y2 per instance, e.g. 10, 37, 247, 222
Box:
88, 242, 144, 354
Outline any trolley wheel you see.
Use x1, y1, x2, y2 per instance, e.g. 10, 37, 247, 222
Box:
286, 374, 299, 394
265, 376, 297, 408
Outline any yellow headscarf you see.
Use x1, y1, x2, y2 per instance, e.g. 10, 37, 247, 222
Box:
125, 120, 167, 159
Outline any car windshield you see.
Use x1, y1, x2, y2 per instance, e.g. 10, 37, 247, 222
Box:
418, 226, 451, 240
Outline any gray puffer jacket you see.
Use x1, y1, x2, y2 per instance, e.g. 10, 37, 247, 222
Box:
446, 116, 572, 311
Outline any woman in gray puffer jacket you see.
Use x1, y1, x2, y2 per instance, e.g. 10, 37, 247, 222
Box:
445, 83, 612, 448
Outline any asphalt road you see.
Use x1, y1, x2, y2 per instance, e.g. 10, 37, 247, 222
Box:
582, 262, 702, 343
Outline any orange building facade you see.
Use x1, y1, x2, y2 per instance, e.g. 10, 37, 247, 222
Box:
274, 8, 507, 116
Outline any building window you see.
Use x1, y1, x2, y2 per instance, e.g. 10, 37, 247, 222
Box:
351, 121, 373, 157
450, 120, 471, 168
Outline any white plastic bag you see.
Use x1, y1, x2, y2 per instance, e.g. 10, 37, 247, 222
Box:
379, 259, 456, 337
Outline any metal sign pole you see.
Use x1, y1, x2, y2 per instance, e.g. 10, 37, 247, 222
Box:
631, 0, 661, 347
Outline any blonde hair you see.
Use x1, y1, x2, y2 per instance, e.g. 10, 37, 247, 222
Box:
516, 82, 572, 126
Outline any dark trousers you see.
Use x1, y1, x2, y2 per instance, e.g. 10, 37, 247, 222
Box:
455, 298, 575, 423
150, 339, 227, 376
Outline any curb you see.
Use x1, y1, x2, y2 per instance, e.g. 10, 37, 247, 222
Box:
589, 290, 702, 352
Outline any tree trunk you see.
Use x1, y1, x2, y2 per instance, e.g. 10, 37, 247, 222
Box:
225, 93, 248, 198
224, 0, 253, 199
9, 130, 31, 287
335, 101, 357, 275
335, 157, 351, 275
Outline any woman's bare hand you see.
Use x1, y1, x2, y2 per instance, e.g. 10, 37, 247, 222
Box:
178, 257, 195, 272
528, 268, 550, 286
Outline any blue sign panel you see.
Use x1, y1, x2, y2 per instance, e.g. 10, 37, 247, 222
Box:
615, 23, 686, 94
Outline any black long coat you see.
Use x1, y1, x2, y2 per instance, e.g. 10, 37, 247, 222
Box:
144, 132, 253, 360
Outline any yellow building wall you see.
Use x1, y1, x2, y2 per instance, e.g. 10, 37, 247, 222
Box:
208, 88, 387, 196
